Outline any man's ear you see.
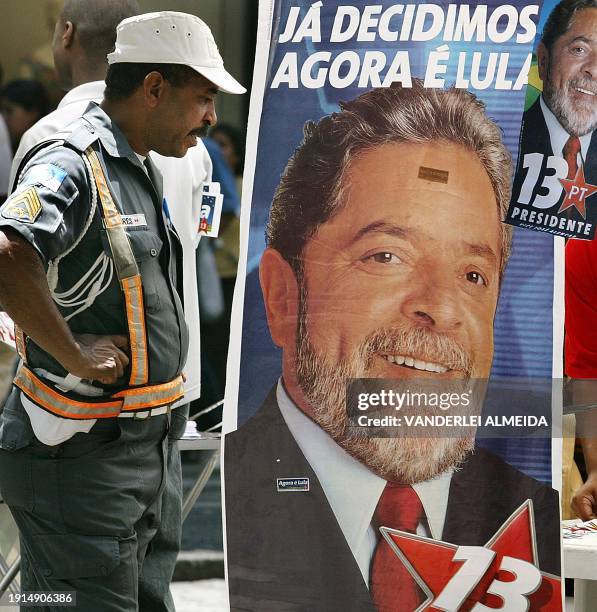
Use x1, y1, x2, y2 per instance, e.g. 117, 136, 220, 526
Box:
60, 20, 75, 49
537, 41, 549, 83
260, 248, 299, 349
143, 71, 168, 108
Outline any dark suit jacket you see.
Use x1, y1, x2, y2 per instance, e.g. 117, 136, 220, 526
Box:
511, 97, 597, 210
225, 389, 560, 612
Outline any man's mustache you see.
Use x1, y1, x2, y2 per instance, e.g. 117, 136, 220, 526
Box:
568, 77, 597, 97
188, 124, 210, 138
362, 326, 473, 376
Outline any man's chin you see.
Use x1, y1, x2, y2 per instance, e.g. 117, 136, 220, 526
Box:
565, 104, 597, 136
177, 141, 194, 157
546, 88, 597, 136
334, 433, 475, 484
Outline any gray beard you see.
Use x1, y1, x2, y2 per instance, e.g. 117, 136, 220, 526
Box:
543, 76, 597, 137
294, 290, 475, 484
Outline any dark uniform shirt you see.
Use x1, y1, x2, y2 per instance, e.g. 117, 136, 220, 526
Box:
0, 103, 189, 448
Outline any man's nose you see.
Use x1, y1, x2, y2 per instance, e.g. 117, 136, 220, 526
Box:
582, 52, 597, 80
205, 102, 217, 127
399, 275, 463, 333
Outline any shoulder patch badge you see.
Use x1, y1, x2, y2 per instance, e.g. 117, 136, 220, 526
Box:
21, 163, 67, 193
1, 186, 43, 223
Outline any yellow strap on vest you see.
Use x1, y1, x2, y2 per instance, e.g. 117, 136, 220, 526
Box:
122, 276, 148, 386
14, 366, 184, 420
14, 325, 27, 363
84, 147, 148, 386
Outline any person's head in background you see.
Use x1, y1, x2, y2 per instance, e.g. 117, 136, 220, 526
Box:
210, 123, 245, 177
1, 80, 51, 151
52, 0, 140, 91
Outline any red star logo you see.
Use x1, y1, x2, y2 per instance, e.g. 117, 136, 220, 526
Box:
380, 500, 561, 611
558, 165, 597, 219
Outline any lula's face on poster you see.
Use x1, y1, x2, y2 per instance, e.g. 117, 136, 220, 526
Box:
537, 7, 597, 138
273, 141, 501, 386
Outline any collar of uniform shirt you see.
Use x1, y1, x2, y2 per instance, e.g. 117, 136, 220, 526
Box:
134, 151, 148, 168
276, 379, 453, 585
82, 102, 138, 160
540, 95, 592, 161
82, 103, 164, 195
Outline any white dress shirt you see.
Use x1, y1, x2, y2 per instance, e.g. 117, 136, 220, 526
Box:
540, 96, 592, 164
276, 380, 453, 586
11, 81, 211, 444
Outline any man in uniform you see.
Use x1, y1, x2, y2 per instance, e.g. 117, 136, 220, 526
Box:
7, 3, 231, 608
0, 12, 244, 611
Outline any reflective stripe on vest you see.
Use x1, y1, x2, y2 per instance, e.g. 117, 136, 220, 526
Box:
84, 147, 148, 386
122, 276, 148, 386
14, 366, 184, 420
115, 377, 184, 412
14, 325, 27, 363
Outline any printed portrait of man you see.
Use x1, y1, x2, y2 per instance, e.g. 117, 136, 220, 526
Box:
557, 0, 597, 522
225, 81, 560, 612
561, 0, 597, 374
508, 0, 597, 236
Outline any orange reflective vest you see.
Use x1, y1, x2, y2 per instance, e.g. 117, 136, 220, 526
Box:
13, 146, 184, 418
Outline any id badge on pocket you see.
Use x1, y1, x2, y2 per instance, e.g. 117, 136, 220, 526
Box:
199, 181, 223, 237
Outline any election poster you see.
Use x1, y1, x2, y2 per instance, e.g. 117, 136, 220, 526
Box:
506, 0, 597, 239
222, 1, 564, 610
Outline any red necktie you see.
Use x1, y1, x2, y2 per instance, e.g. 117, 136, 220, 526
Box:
563, 135, 581, 179
370, 484, 424, 612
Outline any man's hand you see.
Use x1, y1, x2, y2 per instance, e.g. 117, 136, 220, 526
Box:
64, 334, 130, 385
572, 474, 597, 520
0, 230, 131, 386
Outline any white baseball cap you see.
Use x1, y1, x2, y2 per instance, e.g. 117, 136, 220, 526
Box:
107, 11, 246, 95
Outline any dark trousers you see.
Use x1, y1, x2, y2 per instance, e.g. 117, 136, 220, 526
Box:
0, 406, 188, 612
138, 405, 188, 612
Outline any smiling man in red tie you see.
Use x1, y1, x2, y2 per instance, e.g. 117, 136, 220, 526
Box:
507, 0, 597, 236
225, 80, 561, 611
547, 1, 597, 521
561, 0, 597, 373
